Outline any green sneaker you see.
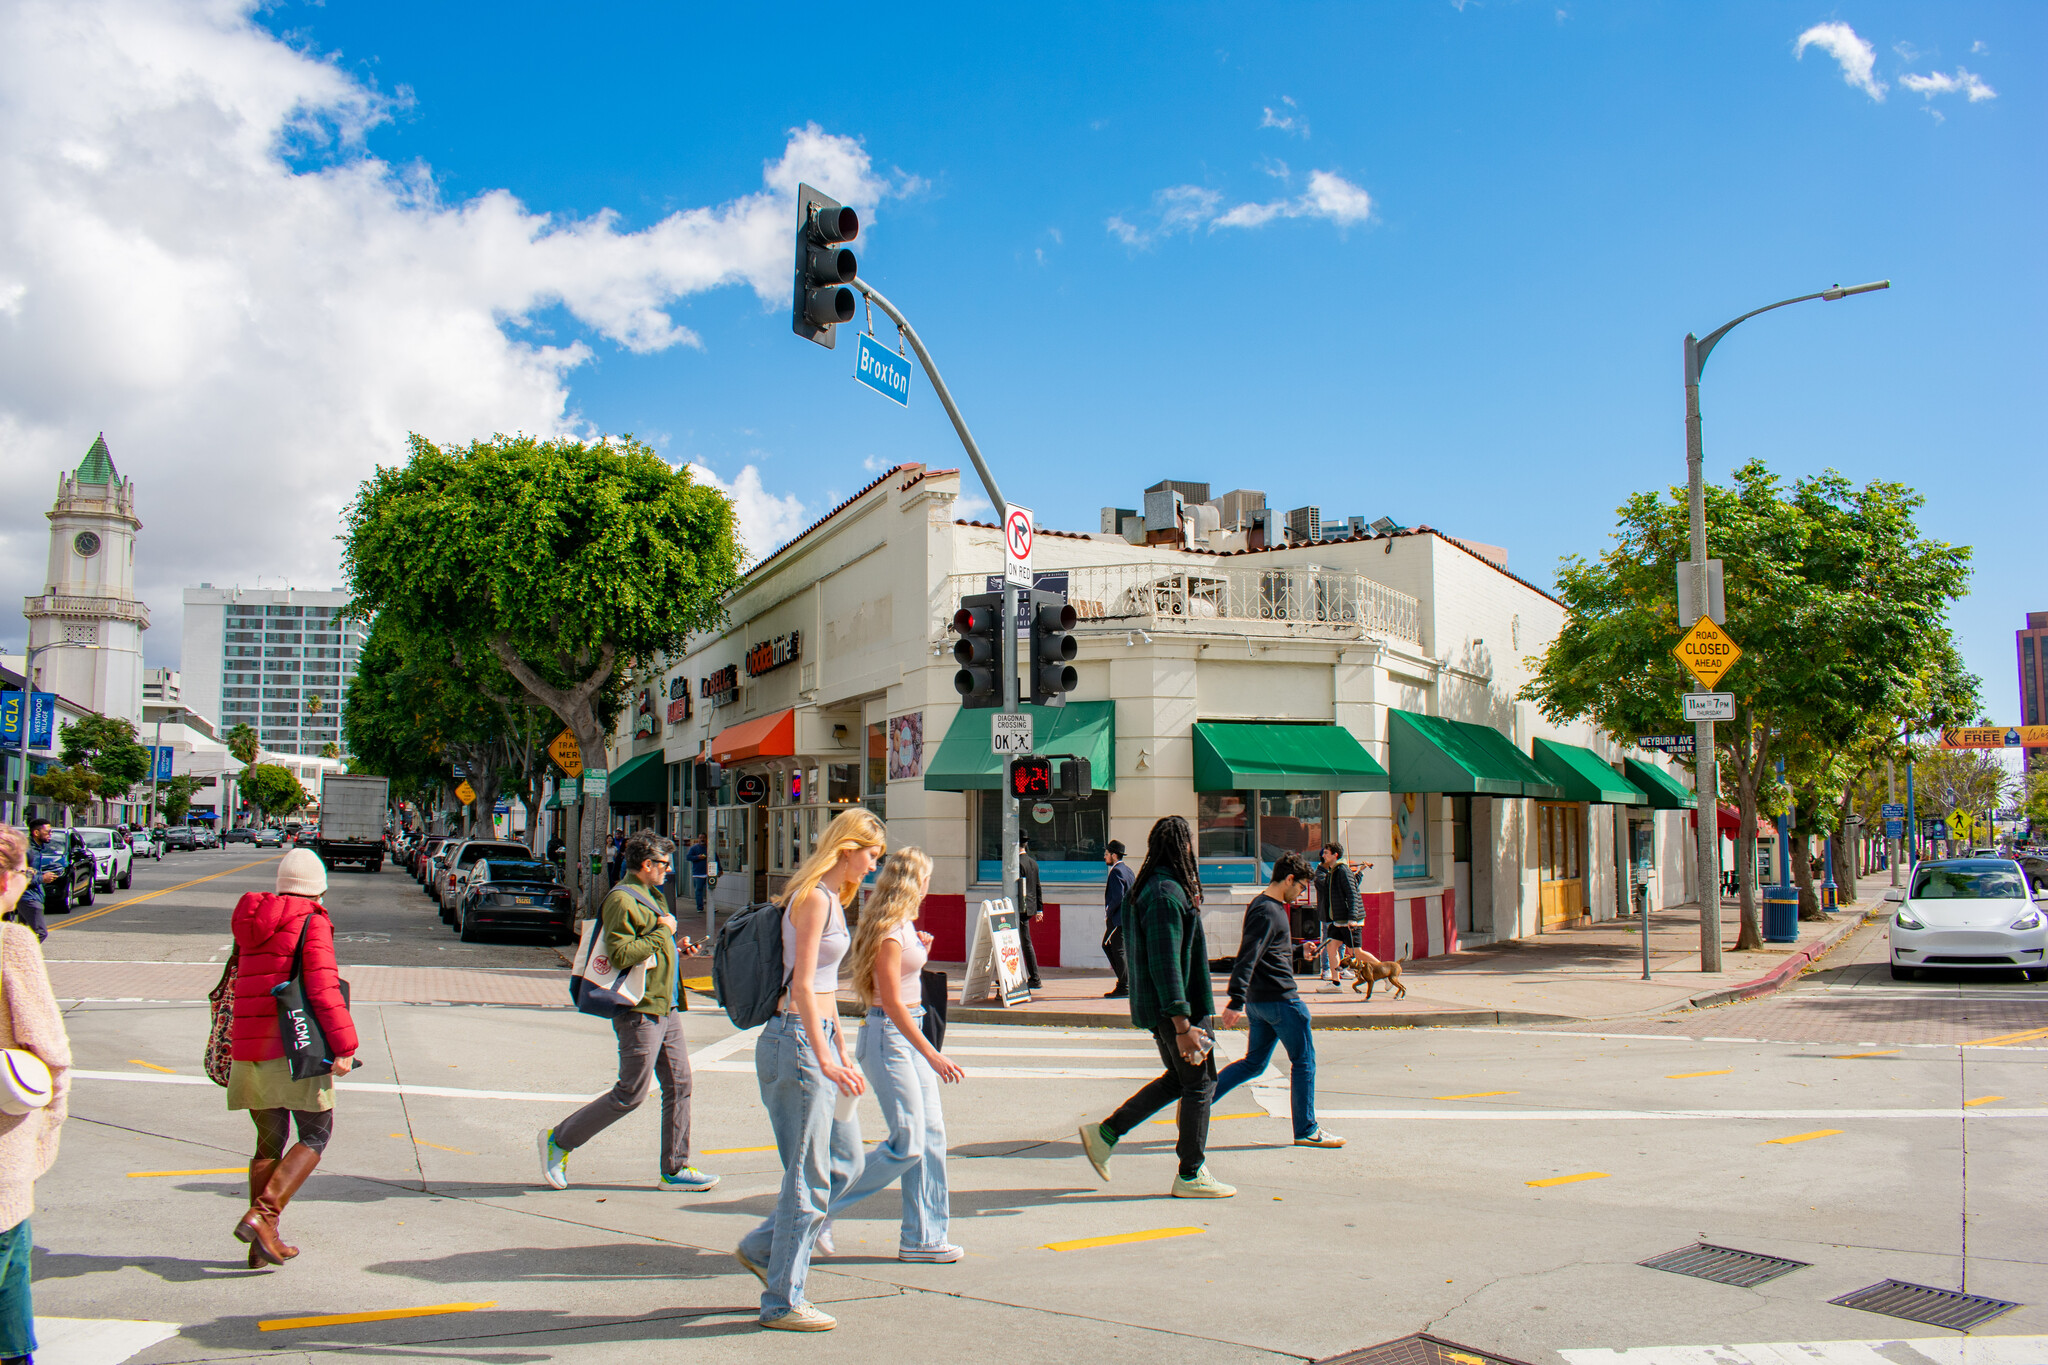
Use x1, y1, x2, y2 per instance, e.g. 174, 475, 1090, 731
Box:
536, 1127, 570, 1190
1078, 1121, 1116, 1182
1170, 1166, 1236, 1199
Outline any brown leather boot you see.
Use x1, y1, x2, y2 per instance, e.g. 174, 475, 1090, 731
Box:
244, 1158, 278, 1268
235, 1144, 319, 1265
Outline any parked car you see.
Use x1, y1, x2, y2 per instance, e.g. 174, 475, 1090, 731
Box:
1886, 858, 2048, 981
130, 829, 162, 861
411, 836, 446, 881
162, 827, 200, 851
72, 827, 134, 891
196, 827, 221, 848
435, 840, 534, 922
223, 827, 257, 845
455, 856, 576, 944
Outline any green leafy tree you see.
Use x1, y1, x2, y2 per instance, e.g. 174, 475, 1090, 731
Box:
1523, 462, 1973, 947
343, 433, 740, 909
320, 741, 340, 759
31, 764, 100, 821
155, 774, 202, 824
57, 714, 152, 817
239, 763, 309, 821
225, 724, 260, 765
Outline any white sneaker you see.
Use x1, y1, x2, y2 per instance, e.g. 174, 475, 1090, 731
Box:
814, 1218, 836, 1257
536, 1127, 570, 1190
899, 1243, 964, 1263
760, 1304, 836, 1331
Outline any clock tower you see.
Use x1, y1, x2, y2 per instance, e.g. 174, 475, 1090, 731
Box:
22, 434, 149, 726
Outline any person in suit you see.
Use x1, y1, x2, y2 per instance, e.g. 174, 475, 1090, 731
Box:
1016, 836, 1043, 989
1101, 840, 1134, 998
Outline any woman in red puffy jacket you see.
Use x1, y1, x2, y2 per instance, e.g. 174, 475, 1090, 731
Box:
226, 848, 357, 1267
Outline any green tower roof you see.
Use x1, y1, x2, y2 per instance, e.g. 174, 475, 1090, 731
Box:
76, 433, 117, 484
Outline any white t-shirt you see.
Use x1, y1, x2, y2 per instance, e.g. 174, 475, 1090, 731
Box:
883, 920, 927, 1002
783, 884, 850, 994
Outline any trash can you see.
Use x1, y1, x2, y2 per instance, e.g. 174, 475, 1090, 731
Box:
1762, 886, 1799, 943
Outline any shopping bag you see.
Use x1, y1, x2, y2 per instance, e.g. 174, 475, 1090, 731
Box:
568, 917, 648, 1019
271, 917, 351, 1081
204, 949, 238, 1086
919, 968, 949, 1051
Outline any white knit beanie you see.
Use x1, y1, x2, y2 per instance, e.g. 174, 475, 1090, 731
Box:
276, 847, 328, 898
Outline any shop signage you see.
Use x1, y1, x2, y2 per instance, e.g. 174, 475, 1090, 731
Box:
735, 773, 768, 805
1031, 802, 1054, 824
633, 687, 659, 738
701, 664, 739, 707
1939, 725, 2048, 749
666, 674, 691, 724
745, 631, 802, 678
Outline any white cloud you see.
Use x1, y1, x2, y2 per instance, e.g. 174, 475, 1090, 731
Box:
1900, 67, 1998, 102
1259, 97, 1309, 138
1107, 170, 1372, 245
0, 0, 900, 661
1970, 40, 1988, 55
1796, 22, 1887, 101
684, 462, 811, 562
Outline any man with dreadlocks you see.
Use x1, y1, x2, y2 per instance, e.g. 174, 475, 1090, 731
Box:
1075, 815, 1233, 1198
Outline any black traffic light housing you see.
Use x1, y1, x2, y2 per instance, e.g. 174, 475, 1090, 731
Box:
1058, 757, 1092, 799
1027, 587, 1078, 705
1008, 756, 1054, 800
792, 182, 858, 348
952, 591, 1005, 709
693, 760, 724, 793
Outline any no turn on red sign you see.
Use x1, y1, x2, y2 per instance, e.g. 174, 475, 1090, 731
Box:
1003, 504, 1034, 587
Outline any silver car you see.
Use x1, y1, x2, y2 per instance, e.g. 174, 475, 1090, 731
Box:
1886, 858, 2048, 981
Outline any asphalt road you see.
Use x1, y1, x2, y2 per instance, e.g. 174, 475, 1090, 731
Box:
27, 857, 2048, 1365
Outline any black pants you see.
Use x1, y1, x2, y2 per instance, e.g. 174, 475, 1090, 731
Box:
1102, 924, 1127, 993
1019, 913, 1041, 983
1104, 1018, 1217, 1179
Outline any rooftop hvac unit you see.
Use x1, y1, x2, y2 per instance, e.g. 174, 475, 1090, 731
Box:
1285, 506, 1320, 544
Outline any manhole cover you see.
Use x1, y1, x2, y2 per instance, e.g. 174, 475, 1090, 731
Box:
1829, 1279, 2020, 1330
1638, 1242, 1810, 1287
1317, 1333, 1536, 1365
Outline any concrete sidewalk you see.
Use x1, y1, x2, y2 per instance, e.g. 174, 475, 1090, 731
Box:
917, 900, 1871, 1029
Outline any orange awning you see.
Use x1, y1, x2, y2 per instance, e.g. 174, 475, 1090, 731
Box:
710, 709, 796, 765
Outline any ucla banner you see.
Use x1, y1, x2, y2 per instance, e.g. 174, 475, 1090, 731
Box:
0, 692, 57, 750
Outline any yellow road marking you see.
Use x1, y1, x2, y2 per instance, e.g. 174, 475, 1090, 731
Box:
1963, 1025, 2048, 1048
260, 1302, 496, 1332
52, 858, 280, 930
1436, 1090, 1519, 1100
1526, 1172, 1610, 1187
1962, 1095, 2005, 1107
1150, 1112, 1266, 1125
1666, 1070, 1733, 1079
682, 977, 714, 990
1832, 1050, 1899, 1058
128, 1060, 177, 1073
389, 1133, 472, 1154
127, 1167, 247, 1178
1042, 1227, 1203, 1252
1764, 1129, 1843, 1145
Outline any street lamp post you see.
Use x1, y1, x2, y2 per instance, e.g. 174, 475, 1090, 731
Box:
1683, 279, 1888, 971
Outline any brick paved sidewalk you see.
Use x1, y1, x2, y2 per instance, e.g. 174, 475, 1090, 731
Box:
49, 959, 575, 1007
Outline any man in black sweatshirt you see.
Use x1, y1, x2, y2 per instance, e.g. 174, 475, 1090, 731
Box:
1212, 852, 1344, 1147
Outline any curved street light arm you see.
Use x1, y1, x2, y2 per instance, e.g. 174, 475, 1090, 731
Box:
851, 281, 1006, 522
1687, 280, 1890, 384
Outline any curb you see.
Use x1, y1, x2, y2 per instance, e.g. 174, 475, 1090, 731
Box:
1677, 911, 1868, 1012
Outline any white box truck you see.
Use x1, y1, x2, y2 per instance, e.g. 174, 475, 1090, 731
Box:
314, 773, 389, 872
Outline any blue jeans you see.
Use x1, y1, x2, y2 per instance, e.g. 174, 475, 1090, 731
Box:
0, 1218, 33, 1357
1213, 996, 1318, 1139
830, 1008, 949, 1250
692, 875, 707, 919
740, 1015, 863, 1319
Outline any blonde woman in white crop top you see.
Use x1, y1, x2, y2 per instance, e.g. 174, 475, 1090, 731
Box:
738, 808, 885, 1332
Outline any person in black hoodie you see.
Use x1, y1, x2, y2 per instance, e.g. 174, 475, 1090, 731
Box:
1211, 852, 1343, 1148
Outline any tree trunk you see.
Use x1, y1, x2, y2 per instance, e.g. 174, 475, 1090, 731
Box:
487, 635, 616, 918
1834, 788, 1860, 906
1727, 713, 1766, 951
1790, 797, 1828, 921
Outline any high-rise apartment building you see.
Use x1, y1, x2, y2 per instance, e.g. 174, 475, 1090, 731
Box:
142, 668, 180, 703
181, 586, 361, 756
2020, 615, 2048, 766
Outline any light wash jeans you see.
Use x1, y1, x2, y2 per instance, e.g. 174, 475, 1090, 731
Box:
830, 1007, 950, 1250
1212, 995, 1318, 1139
740, 1015, 863, 1320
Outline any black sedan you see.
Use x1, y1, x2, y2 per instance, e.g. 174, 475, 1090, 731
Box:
162, 827, 200, 851
456, 858, 576, 944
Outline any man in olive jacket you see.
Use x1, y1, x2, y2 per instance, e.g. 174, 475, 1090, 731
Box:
538, 833, 718, 1192
1076, 815, 1233, 1199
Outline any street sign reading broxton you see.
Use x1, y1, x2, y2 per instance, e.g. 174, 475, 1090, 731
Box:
1673, 617, 1742, 689
854, 332, 911, 405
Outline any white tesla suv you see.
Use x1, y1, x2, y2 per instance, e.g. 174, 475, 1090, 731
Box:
1886, 858, 2048, 982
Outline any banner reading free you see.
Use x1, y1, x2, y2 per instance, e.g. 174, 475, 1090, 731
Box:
0, 692, 57, 750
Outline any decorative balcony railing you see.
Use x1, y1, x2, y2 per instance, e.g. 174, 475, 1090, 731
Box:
22, 593, 151, 628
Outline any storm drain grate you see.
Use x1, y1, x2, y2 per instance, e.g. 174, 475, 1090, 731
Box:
1316, 1332, 1537, 1365
1829, 1279, 2020, 1329
1637, 1242, 1810, 1288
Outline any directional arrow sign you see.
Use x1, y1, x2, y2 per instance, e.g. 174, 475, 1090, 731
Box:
547, 729, 583, 777
1673, 617, 1742, 689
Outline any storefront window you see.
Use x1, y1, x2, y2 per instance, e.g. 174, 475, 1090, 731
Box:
1393, 793, 1430, 879
1256, 791, 1324, 862
712, 807, 746, 876
773, 809, 786, 871
978, 789, 1111, 864
865, 722, 887, 822
828, 763, 860, 804
1198, 791, 1251, 858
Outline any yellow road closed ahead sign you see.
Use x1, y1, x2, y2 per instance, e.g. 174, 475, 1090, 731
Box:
454, 780, 477, 806
1673, 617, 1742, 689
547, 729, 583, 778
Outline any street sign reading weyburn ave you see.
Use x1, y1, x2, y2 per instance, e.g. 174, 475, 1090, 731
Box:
1673, 617, 1742, 688
1636, 734, 1696, 753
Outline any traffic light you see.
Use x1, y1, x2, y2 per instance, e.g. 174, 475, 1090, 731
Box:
694, 760, 724, 793
1058, 757, 1092, 799
1008, 756, 1054, 800
792, 182, 858, 348
952, 592, 1005, 709
1027, 588, 1078, 705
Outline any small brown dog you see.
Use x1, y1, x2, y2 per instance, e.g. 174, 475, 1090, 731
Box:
1335, 947, 1406, 1000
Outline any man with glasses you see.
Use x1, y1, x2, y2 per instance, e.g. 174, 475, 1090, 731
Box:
537, 833, 718, 1193
8, 818, 60, 941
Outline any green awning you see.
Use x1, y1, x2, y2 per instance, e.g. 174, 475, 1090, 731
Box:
1387, 709, 1564, 799
606, 749, 667, 806
1532, 738, 1646, 805
543, 790, 566, 811
1192, 722, 1389, 792
1624, 757, 1697, 810
924, 701, 1117, 791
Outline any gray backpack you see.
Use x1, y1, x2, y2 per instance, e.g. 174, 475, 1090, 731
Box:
711, 900, 786, 1029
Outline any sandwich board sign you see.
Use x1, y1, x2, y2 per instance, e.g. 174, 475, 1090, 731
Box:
962, 898, 1032, 1007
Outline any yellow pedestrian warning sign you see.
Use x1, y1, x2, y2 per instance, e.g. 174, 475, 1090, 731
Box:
547, 729, 583, 777
1673, 617, 1742, 689
454, 780, 477, 806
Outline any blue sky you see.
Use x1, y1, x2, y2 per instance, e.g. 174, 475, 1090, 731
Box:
2, 2, 2037, 717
